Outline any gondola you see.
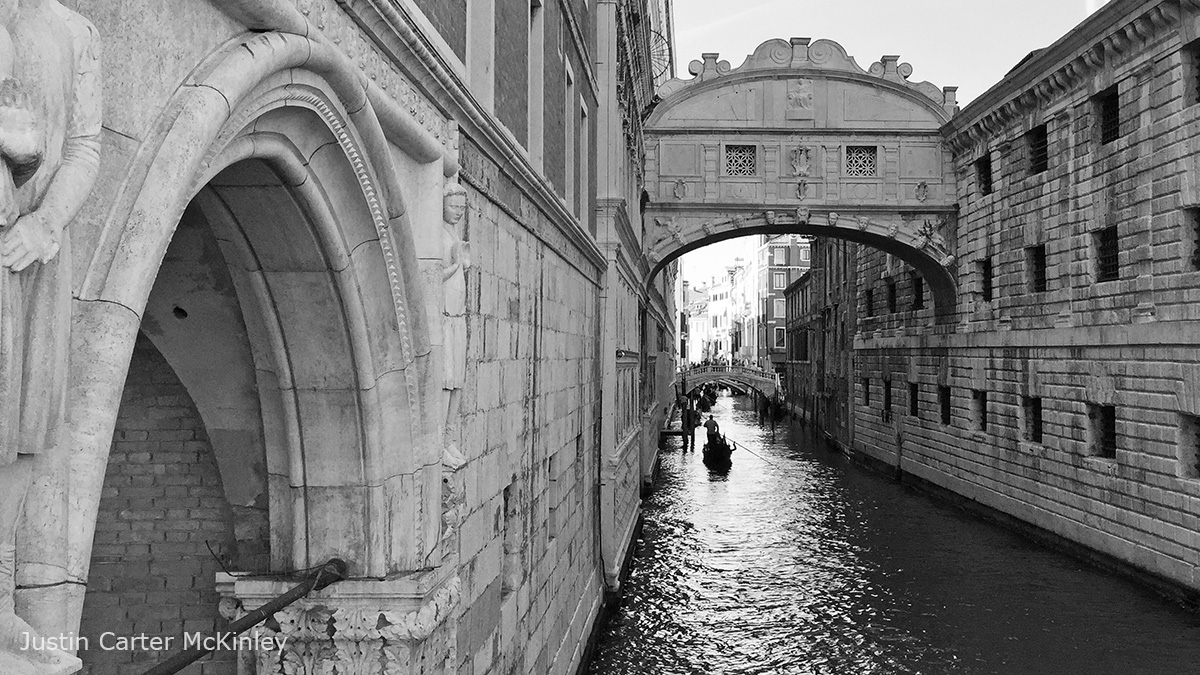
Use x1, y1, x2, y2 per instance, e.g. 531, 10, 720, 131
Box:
702, 433, 735, 470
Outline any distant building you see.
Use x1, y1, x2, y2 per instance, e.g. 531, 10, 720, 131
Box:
757, 235, 811, 375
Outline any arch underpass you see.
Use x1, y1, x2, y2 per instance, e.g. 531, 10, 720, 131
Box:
644, 37, 960, 319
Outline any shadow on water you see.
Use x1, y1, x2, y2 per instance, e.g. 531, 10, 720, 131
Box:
588, 392, 1200, 675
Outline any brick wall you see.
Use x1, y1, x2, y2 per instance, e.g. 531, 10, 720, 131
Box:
412, 0, 466, 61
849, 9, 1200, 594
80, 334, 235, 675
495, 0, 529, 145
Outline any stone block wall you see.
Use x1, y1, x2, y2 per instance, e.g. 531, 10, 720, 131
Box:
851, 4, 1200, 594
81, 334, 235, 675
453, 176, 603, 675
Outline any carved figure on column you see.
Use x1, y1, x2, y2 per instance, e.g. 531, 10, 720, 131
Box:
0, 1, 100, 673
439, 183, 469, 551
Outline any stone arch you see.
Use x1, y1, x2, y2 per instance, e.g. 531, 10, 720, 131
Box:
646, 210, 957, 318
20, 30, 447, 640
643, 37, 961, 320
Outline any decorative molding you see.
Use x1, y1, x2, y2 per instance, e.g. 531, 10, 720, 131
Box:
656, 37, 957, 120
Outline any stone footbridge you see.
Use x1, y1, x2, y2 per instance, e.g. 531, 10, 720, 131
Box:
679, 364, 781, 398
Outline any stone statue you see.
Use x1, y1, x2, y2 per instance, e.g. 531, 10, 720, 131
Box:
440, 182, 469, 469
0, 1, 100, 672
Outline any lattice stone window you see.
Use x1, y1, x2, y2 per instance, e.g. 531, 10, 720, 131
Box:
725, 144, 757, 176
845, 146, 877, 177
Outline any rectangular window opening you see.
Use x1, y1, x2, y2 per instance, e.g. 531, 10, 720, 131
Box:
862, 378, 871, 406
774, 326, 786, 349
1179, 413, 1200, 479
909, 382, 919, 417
887, 280, 898, 313
972, 389, 988, 432
912, 274, 925, 311
1186, 208, 1200, 271
1096, 86, 1120, 145
976, 154, 993, 195
883, 380, 893, 422
1023, 396, 1043, 444
939, 386, 952, 425
1186, 38, 1200, 107
1088, 403, 1117, 458
1026, 244, 1048, 293
1027, 124, 1048, 174
864, 288, 875, 317
1095, 225, 1119, 282
979, 258, 994, 302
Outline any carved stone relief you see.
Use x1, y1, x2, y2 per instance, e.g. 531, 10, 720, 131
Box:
789, 146, 812, 177
439, 182, 469, 553
785, 78, 815, 119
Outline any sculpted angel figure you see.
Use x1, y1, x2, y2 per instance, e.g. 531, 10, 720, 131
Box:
0, 0, 101, 672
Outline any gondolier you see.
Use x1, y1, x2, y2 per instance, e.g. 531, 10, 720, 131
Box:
704, 415, 720, 447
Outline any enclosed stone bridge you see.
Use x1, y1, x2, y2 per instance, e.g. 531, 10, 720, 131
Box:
680, 364, 781, 398
643, 38, 961, 316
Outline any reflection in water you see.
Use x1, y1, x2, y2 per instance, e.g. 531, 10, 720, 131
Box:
589, 394, 1200, 675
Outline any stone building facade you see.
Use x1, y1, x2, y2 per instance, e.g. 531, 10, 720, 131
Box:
820, 0, 1200, 597
0, 1, 676, 674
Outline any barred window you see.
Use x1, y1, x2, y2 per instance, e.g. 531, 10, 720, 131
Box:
909, 382, 919, 417
1089, 404, 1117, 458
1027, 124, 1049, 174
864, 288, 875, 316
1186, 208, 1200, 271
1186, 38, 1200, 107
1023, 396, 1043, 443
1026, 244, 1048, 293
1095, 225, 1119, 282
862, 378, 871, 406
883, 380, 893, 422
725, 144, 757, 176
912, 274, 925, 310
976, 154, 994, 195
979, 257, 994, 302
1096, 86, 1120, 145
1179, 413, 1200, 479
845, 146, 877, 177
887, 279, 897, 313
939, 386, 952, 425
973, 390, 988, 432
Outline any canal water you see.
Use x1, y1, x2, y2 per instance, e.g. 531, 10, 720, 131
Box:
587, 393, 1200, 675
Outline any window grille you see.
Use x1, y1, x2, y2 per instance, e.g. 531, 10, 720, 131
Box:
1089, 404, 1117, 458
909, 382, 919, 417
725, 144, 757, 176
939, 386, 952, 425
862, 378, 871, 406
864, 288, 875, 317
976, 155, 993, 195
973, 390, 988, 432
1024, 396, 1043, 443
845, 146, 877, 177
1095, 225, 1119, 282
1027, 245, 1048, 292
887, 280, 898, 313
1187, 39, 1200, 107
1027, 125, 1049, 174
912, 274, 925, 310
1096, 86, 1120, 145
883, 380, 893, 421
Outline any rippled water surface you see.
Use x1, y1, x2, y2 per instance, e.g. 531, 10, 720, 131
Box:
588, 394, 1200, 675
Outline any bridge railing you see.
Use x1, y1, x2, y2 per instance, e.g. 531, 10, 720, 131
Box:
679, 364, 782, 390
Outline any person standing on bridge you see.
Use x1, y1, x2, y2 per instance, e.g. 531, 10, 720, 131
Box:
704, 415, 720, 448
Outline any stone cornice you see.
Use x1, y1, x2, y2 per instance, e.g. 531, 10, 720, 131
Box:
944, 0, 1188, 155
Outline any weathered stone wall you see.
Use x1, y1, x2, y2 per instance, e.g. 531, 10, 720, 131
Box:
453, 167, 603, 674
852, 2, 1200, 593
81, 335, 235, 675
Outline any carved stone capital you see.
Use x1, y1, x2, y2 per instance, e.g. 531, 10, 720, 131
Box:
217, 574, 461, 675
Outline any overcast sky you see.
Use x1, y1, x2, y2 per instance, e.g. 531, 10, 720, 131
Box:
673, 0, 1108, 286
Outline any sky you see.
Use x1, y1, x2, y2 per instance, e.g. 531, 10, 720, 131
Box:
673, 0, 1109, 286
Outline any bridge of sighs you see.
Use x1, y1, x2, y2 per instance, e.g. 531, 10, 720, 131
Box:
643, 38, 962, 318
